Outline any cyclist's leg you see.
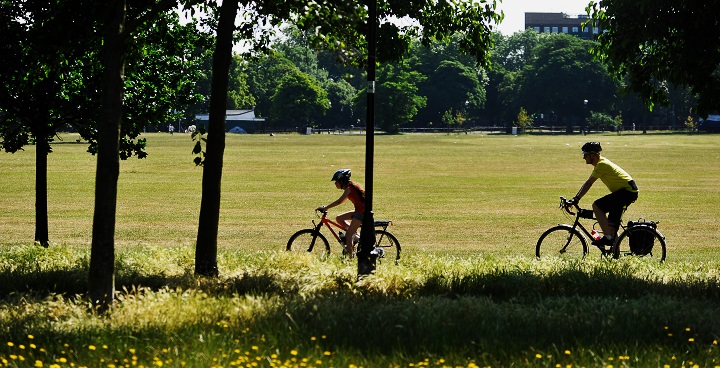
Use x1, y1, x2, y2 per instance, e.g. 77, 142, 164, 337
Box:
335, 211, 353, 231
346, 217, 362, 257
592, 201, 613, 236
595, 189, 638, 240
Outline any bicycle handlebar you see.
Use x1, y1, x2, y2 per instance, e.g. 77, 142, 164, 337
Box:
559, 196, 579, 215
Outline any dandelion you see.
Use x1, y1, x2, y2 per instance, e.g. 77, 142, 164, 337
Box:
290, 349, 298, 356
252, 346, 259, 350
689, 338, 695, 342
34, 360, 43, 367
89, 345, 97, 350
7, 342, 14, 347
535, 354, 542, 359
28, 335, 34, 339
311, 336, 317, 341
685, 327, 691, 332
129, 349, 136, 354
564, 350, 571, 355
324, 351, 331, 356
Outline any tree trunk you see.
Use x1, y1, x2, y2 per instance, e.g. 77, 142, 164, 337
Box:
89, 0, 126, 309
194, 0, 237, 277
34, 136, 49, 248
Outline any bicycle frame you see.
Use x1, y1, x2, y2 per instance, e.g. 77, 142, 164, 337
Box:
313, 211, 346, 243
313, 210, 393, 245
559, 197, 629, 255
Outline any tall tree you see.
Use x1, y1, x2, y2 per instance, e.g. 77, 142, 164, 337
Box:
515, 33, 617, 132
90, 0, 207, 307
588, 0, 720, 116
417, 60, 485, 127
194, 0, 238, 277
0, 0, 99, 247
0, 1, 206, 251
270, 70, 330, 129
354, 63, 426, 133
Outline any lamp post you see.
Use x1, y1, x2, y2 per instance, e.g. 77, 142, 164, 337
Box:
358, 0, 377, 276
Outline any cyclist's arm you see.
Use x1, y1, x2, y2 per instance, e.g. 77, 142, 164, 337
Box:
572, 175, 598, 203
318, 188, 350, 211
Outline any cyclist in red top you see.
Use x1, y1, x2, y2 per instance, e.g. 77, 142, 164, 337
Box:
316, 169, 365, 258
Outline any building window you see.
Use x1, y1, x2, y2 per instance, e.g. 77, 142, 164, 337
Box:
562, 26, 568, 33
544, 27, 550, 33
552, 26, 558, 33
593, 27, 599, 34
572, 26, 579, 33
534, 26, 541, 32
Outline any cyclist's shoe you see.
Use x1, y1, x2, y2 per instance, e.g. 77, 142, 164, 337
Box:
352, 233, 360, 245
338, 231, 345, 244
592, 236, 613, 249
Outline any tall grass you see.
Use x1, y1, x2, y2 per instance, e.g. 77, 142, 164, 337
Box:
1, 132, 720, 366
1, 244, 719, 367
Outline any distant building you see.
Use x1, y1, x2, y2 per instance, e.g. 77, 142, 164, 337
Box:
194, 109, 265, 133
525, 12, 600, 40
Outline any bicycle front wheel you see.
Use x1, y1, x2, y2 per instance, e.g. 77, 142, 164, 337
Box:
614, 225, 666, 262
536, 225, 588, 261
374, 229, 401, 265
286, 229, 330, 258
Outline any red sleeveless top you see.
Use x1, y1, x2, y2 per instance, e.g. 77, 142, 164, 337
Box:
347, 185, 365, 214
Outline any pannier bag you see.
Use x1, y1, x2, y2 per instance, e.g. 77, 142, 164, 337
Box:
627, 220, 657, 256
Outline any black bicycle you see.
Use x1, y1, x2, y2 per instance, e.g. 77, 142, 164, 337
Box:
536, 196, 666, 262
287, 210, 401, 264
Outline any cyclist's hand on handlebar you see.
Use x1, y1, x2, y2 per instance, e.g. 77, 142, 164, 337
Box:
563, 196, 579, 212
315, 206, 327, 213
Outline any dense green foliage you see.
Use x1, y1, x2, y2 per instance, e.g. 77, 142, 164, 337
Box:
224, 28, 701, 133
588, 0, 720, 116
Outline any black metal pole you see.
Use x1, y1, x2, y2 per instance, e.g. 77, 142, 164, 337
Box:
358, 0, 377, 276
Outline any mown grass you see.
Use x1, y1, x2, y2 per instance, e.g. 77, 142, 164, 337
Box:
1, 132, 720, 367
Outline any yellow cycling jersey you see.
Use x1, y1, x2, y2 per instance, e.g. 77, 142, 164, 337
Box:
591, 156, 638, 193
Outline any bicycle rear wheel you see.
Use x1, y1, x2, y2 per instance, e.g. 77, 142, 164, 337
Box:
286, 229, 330, 258
373, 229, 401, 265
536, 225, 588, 261
614, 225, 666, 262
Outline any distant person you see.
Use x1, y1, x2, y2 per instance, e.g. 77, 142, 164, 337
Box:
316, 169, 365, 258
567, 142, 638, 248
168, 124, 174, 135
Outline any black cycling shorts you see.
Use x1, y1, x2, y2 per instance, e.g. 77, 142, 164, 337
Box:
594, 189, 638, 223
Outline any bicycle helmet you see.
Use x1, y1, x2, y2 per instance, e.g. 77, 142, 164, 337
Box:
581, 142, 602, 154
331, 169, 351, 182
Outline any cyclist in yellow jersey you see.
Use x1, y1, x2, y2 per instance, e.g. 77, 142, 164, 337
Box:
567, 142, 638, 248
317, 169, 365, 258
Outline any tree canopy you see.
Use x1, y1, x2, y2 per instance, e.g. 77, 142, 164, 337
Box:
588, 0, 720, 116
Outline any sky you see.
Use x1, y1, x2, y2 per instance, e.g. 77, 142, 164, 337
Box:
494, 0, 595, 35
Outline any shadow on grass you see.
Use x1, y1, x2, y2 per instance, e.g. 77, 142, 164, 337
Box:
0, 267, 720, 366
